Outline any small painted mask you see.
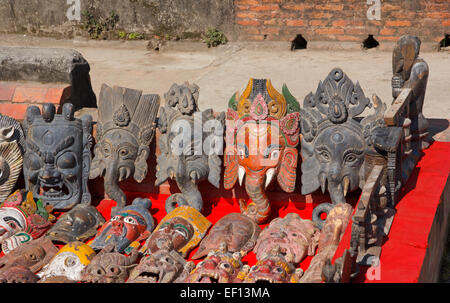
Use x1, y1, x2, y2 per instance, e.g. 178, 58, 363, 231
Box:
1, 232, 33, 254
81, 244, 139, 283
38, 241, 96, 282
253, 213, 319, 264
0, 265, 39, 283
142, 206, 211, 257
192, 212, 261, 259
0, 190, 54, 249
22, 103, 93, 211
0, 236, 58, 273
243, 246, 303, 283
186, 244, 244, 283
127, 249, 190, 283
46, 204, 105, 244
90, 198, 155, 253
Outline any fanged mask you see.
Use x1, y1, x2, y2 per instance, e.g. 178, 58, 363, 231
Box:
187, 244, 245, 283
23, 103, 93, 211
81, 244, 139, 283
243, 245, 303, 283
127, 249, 189, 283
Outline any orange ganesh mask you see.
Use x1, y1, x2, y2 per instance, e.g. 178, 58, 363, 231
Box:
224, 79, 301, 223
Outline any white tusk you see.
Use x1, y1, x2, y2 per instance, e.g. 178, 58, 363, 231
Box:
265, 168, 275, 189
343, 176, 350, 197
238, 166, 245, 186
320, 173, 327, 194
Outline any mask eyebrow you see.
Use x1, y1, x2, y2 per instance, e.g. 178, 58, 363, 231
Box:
173, 224, 190, 236
343, 148, 364, 158
314, 144, 330, 153
26, 139, 42, 157
237, 143, 249, 157
54, 136, 75, 155
263, 144, 282, 158
118, 212, 145, 225
3, 216, 23, 227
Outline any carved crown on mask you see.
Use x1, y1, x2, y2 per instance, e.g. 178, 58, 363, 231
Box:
96, 84, 160, 150
226, 78, 301, 148
300, 68, 387, 194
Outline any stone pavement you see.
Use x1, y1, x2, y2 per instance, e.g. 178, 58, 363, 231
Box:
1, 34, 449, 140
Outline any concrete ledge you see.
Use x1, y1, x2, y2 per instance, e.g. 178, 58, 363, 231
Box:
0, 46, 97, 111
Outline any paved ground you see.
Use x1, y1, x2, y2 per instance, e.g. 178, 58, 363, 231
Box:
1, 34, 449, 281
1, 34, 449, 119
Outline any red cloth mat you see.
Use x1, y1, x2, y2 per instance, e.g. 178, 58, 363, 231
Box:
333, 141, 450, 283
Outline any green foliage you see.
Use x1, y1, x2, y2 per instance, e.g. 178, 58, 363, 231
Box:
81, 9, 119, 39
202, 28, 228, 48
117, 31, 145, 40
118, 31, 127, 39
127, 32, 144, 40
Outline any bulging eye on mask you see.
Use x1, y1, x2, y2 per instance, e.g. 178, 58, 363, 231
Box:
23, 103, 93, 211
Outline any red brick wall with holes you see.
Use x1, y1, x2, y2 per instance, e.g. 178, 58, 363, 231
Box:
235, 0, 450, 45
0, 82, 71, 120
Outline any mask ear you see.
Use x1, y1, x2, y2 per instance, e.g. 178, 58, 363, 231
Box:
89, 144, 105, 179
134, 146, 149, 183
223, 146, 238, 190
300, 141, 320, 195
277, 147, 298, 193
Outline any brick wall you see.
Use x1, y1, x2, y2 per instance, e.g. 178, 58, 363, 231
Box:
0, 81, 71, 120
235, 0, 450, 45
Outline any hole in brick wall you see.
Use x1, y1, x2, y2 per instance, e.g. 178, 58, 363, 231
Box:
439, 34, 450, 48
362, 34, 379, 49
291, 34, 307, 50
263, 34, 268, 40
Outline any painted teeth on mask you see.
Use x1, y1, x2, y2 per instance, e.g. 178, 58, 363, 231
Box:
255, 277, 274, 283
199, 272, 219, 283
138, 271, 159, 282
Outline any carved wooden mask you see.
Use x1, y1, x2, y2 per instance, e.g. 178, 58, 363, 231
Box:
155, 82, 223, 214
90, 84, 160, 214
46, 204, 105, 244
224, 79, 301, 223
0, 114, 25, 203
300, 68, 387, 205
23, 103, 93, 211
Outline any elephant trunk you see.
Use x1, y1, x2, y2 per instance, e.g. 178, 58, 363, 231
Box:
104, 162, 127, 215
240, 174, 270, 224
328, 182, 346, 205
165, 159, 204, 213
